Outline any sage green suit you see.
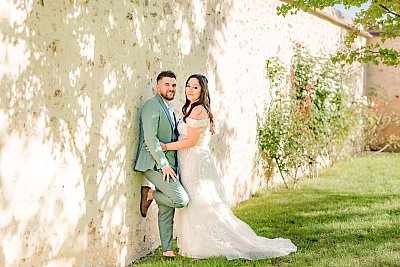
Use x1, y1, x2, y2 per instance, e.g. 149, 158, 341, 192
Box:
134, 93, 189, 252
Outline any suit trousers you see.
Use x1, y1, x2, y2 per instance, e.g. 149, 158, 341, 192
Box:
143, 169, 189, 251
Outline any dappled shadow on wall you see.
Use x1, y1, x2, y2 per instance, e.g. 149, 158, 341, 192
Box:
0, 0, 232, 266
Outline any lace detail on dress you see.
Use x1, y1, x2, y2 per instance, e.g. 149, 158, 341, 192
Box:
177, 118, 210, 149
175, 117, 297, 260
185, 117, 210, 128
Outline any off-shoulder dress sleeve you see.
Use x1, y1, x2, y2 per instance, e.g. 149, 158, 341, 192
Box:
186, 117, 210, 128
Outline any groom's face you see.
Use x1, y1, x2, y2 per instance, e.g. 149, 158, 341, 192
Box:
157, 77, 177, 101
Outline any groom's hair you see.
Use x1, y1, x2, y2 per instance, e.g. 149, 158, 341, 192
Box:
157, 70, 176, 83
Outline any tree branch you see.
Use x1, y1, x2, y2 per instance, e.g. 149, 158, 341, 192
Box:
379, 4, 400, 18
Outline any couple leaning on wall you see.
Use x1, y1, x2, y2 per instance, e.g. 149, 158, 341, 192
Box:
133, 70, 297, 260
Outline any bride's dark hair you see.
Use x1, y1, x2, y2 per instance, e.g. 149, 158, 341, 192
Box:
182, 74, 214, 126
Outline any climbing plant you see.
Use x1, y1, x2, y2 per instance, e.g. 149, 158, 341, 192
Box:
259, 44, 358, 187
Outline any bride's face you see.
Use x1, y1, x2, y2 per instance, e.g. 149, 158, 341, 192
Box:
185, 77, 201, 103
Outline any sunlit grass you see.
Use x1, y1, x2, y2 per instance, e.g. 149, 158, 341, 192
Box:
132, 153, 400, 266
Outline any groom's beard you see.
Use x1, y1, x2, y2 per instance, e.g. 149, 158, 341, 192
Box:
161, 91, 175, 101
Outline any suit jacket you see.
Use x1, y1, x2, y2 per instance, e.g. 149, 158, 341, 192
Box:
134, 94, 178, 172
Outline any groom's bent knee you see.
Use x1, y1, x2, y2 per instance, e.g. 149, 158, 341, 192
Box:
174, 193, 189, 208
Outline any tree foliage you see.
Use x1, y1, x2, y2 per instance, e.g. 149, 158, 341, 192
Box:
277, 1, 400, 67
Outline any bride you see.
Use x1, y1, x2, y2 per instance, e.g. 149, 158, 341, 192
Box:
159, 74, 297, 260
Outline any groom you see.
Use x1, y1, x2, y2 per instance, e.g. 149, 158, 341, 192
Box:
134, 70, 189, 258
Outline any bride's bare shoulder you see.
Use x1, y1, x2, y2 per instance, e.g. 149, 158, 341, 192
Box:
189, 105, 209, 120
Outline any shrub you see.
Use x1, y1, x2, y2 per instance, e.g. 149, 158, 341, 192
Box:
259, 44, 359, 188
358, 89, 400, 152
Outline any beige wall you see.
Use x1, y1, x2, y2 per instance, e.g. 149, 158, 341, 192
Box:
367, 36, 400, 140
0, 1, 365, 266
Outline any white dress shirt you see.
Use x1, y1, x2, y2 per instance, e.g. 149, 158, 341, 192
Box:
163, 99, 176, 129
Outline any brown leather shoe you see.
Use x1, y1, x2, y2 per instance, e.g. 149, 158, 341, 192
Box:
140, 186, 153, 217
162, 251, 180, 258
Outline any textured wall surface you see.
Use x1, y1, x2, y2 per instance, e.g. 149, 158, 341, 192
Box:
367, 36, 400, 139
0, 0, 365, 266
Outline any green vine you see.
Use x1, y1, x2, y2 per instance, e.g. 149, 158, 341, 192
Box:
259, 44, 358, 188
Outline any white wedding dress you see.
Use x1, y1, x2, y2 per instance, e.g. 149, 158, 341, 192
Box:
175, 117, 297, 260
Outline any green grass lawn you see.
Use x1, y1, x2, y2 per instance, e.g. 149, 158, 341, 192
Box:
132, 153, 400, 267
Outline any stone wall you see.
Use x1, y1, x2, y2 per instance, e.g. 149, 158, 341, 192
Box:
0, 1, 366, 266
366, 36, 400, 145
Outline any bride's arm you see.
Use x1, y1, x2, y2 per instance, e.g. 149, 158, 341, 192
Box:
161, 105, 208, 151
161, 126, 202, 151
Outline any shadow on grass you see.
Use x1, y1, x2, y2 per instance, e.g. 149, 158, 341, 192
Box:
235, 189, 400, 266
133, 155, 400, 266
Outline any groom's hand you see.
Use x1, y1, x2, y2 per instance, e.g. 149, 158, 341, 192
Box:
162, 165, 178, 183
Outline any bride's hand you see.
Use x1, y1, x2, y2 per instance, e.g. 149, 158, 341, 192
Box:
145, 142, 167, 152
160, 142, 167, 151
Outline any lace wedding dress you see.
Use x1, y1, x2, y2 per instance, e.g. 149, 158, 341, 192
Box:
175, 117, 297, 260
